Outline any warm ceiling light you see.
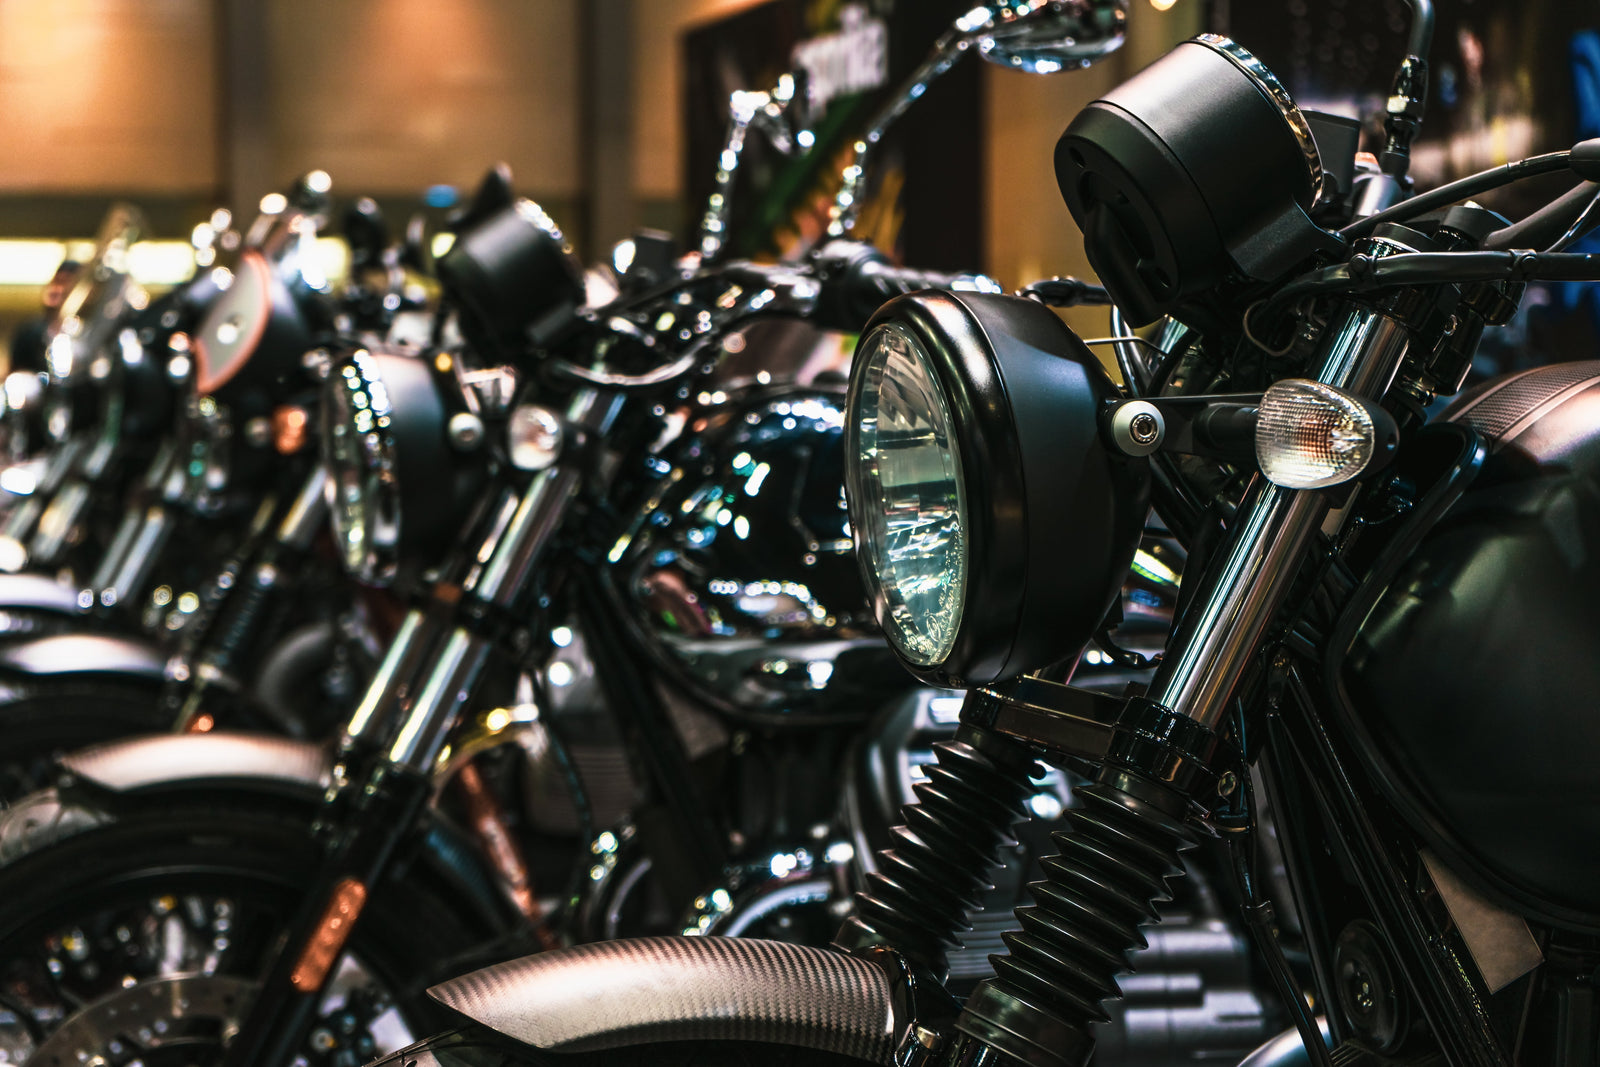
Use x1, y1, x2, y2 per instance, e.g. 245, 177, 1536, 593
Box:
1149, 0, 1178, 9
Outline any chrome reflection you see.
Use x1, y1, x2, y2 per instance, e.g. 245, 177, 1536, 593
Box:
613, 388, 901, 723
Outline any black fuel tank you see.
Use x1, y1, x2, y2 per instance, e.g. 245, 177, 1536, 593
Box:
609, 385, 911, 726
1341, 361, 1600, 925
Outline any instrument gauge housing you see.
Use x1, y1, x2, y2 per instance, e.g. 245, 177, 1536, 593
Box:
1056, 34, 1341, 325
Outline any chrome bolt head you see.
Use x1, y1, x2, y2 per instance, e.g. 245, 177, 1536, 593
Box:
448, 412, 485, 451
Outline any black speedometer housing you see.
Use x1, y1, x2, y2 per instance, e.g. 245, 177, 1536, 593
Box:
438, 199, 586, 365
847, 291, 1150, 688
1056, 35, 1341, 326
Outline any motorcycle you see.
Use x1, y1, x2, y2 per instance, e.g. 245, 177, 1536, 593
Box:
0, 6, 1284, 1065
352, 1, 1600, 1066
0, 177, 423, 797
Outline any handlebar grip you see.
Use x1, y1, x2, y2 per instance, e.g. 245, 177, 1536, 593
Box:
855, 260, 973, 300
812, 239, 995, 331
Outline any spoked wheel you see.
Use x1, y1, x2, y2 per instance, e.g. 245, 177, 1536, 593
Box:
25, 973, 259, 1067
0, 793, 484, 1067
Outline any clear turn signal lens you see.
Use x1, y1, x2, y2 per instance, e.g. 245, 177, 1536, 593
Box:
1256, 378, 1383, 489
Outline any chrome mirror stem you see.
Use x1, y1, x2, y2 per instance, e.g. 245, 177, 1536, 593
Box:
697, 73, 812, 263
827, 0, 1127, 239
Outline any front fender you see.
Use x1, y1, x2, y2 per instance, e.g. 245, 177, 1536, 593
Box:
60, 731, 331, 795
0, 575, 87, 641
428, 937, 899, 1061
2, 731, 522, 938
0, 573, 84, 614
0, 632, 166, 681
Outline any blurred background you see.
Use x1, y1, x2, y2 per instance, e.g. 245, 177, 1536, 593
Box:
1, 0, 1596, 363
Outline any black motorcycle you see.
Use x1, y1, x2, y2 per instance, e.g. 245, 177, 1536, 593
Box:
0, 178, 424, 798
0, 6, 1288, 1064
354, 2, 1600, 1066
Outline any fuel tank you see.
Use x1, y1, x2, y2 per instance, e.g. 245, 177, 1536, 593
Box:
1339, 361, 1600, 926
609, 380, 909, 725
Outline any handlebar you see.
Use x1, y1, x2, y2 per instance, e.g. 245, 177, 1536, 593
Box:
553, 240, 999, 392
808, 239, 1001, 331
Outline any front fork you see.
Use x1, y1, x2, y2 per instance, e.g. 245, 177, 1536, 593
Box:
166, 463, 330, 731
853, 305, 1413, 1067
220, 389, 615, 1067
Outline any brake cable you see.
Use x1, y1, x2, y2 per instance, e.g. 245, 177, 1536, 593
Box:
1220, 706, 1336, 1067
1548, 184, 1600, 252
1263, 249, 1600, 318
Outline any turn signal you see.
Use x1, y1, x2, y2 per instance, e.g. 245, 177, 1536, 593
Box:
289, 877, 368, 992
1255, 378, 1397, 489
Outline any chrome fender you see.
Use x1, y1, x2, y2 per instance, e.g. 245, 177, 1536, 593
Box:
0, 573, 84, 615
59, 732, 332, 793
0, 731, 521, 937
0, 633, 166, 680
428, 936, 897, 1062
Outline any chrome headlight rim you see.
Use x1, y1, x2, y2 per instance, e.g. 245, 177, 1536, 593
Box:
324, 348, 404, 585
848, 290, 1145, 689
1192, 34, 1324, 204
321, 347, 491, 586
193, 250, 273, 397
846, 320, 974, 669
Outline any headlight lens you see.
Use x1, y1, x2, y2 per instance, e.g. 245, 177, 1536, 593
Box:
324, 350, 401, 584
848, 323, 968, 667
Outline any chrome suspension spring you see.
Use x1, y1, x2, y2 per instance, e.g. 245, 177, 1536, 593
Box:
957, 780, 1196, 1067
835, 728, 1039, 979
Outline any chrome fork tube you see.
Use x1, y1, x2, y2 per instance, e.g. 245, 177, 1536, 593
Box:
91, 504, 174, 608
344, 608, 431, 743
385, 388, 621, 773
1147, 307, 1412, 727
346, 388, 619, 771
275, 463, 330, 551
28, 478, 91, 566
385, 627, 492, 772
381, 462, 582, 772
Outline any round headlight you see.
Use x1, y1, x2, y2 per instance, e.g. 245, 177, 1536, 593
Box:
845, 291, 1150, 689
321, 348, 487, 585
848, 323, 968, 666
193, 250, 313, 404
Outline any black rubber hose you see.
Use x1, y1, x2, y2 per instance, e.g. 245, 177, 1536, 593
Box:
1485, 181, 1600, 250
835, 729, 1039, 981
956, 781, 1197, 1067
1341, 150, 1572, 240
1264, 248, 1600, 315
1403, 0, 1435, 61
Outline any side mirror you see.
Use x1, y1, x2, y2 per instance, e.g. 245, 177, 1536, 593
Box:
828, 0, 1128, 238
697, 70, 817, 262
975, 0, 1128, 73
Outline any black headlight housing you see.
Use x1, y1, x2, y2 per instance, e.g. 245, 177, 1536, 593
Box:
192, 250, 316, 404
844, 290, 1150, 689
321, 347, 489, 585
